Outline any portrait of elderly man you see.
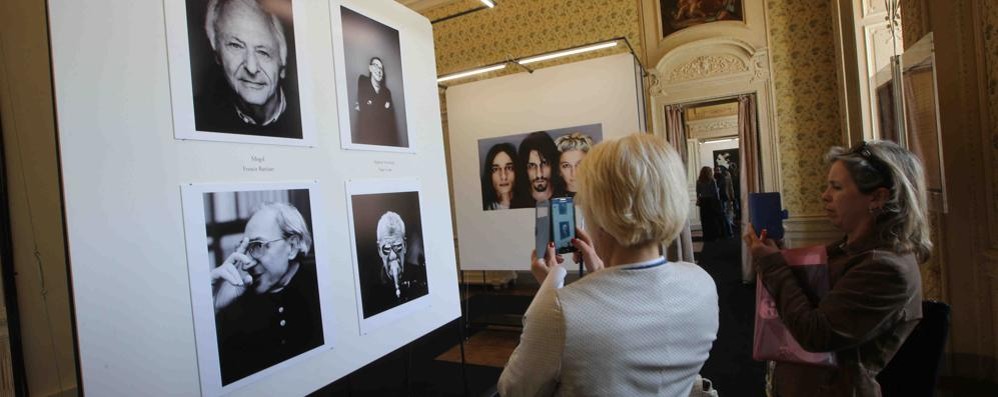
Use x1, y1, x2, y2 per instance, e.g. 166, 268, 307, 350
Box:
517, 131, 561, 207
209, 200, 322, 385
351, 192, 428, 319
189, 0, 303, 139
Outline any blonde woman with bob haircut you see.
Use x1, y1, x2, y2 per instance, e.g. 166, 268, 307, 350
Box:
745, 140, 929, 396
498, 133, 719, 397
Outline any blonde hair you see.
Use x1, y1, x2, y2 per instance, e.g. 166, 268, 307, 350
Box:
575, 133, 689, 247
825, 140, 932, 262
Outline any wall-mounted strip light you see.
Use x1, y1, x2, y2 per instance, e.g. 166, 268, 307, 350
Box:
517, 41, 618, 65
699, 137, 739, 144
432, 0, 498, 24
437, 63, 507, 83
436, 38, 636, 85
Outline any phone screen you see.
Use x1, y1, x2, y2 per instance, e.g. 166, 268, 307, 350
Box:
550, 197, 576, 253
535, 200, 551, 258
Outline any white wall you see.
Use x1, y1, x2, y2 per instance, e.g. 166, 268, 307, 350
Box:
446, 53, 642, 271
46, 0, 458, 395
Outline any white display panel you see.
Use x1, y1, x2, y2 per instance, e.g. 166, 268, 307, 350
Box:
46, 0, 459, 395
446, 53, 644, 271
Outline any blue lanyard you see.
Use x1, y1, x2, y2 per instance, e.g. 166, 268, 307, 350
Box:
622, 258, 668, 271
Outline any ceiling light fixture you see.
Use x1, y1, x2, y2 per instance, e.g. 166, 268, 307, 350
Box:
480, 0, 495, 8
437, 63, 507, 83
517, 41, 618, 65
436, 38, 641, 86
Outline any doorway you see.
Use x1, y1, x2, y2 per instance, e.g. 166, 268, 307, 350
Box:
683, 98, 741, 245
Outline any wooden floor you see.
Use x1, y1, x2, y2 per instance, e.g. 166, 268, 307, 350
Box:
435, 327, 521, 368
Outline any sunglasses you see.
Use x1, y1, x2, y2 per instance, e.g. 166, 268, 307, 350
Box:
851, 141, 892, 184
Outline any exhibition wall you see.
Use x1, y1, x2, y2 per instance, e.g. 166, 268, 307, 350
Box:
47, 0, 458, 395
447, 53, 643, 271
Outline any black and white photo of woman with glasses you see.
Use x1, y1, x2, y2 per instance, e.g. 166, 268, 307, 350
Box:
205, 190, 323, 386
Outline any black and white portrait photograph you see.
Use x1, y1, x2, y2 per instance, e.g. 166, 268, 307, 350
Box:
346, 180, 429, 333
337, 6, 410, 151
476, 123, 602, 211
713, 148, 738, 171
182, 182, 330, 394
166, 0, 316, 146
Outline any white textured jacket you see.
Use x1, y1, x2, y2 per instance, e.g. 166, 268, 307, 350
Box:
498, 257, 719, 397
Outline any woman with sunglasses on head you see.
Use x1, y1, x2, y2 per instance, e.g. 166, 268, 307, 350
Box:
744, 140, 930, 396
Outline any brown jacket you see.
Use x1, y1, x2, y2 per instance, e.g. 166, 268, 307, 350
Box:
756, 236, 923, 397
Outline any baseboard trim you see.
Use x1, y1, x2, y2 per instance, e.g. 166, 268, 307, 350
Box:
784, 216, 840, 248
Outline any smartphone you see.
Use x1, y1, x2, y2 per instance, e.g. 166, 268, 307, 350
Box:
550, 197, 577, 254
748, 192, 789, 240
534, 200, 551, 259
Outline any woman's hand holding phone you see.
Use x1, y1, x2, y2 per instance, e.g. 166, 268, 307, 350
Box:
743, 224, 781, 260
530, 242, 564, 284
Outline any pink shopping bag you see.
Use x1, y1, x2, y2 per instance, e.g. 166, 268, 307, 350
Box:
752, 245, 837, 366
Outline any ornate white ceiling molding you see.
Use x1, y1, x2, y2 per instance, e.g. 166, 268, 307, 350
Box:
652, 38, 767, 90
687, 117, 739, 134
647, 68, 665, 96
750, 50, 770, 83
668, 54, 747, 82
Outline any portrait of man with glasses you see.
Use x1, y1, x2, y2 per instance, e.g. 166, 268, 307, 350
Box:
204, 192, 323, 386
341, 6, 409, 148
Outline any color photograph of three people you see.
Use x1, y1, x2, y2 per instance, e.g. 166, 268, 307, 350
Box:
477, 123, 602, 211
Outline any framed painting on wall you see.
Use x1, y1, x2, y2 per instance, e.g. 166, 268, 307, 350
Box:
660, 0, 743, 37
713, 148, 738, 171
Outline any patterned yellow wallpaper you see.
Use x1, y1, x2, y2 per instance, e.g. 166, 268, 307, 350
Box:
765, 0, 843, 216
901, 0, 927, 50
422, 0, 644, 79
920, 210, 944, 300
